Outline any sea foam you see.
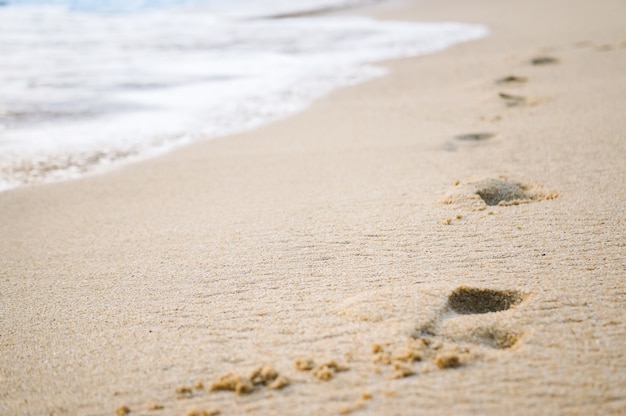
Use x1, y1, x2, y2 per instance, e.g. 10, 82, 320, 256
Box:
0, 0, 488, 190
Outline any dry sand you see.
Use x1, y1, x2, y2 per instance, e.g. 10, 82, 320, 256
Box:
1, 0, 626, 414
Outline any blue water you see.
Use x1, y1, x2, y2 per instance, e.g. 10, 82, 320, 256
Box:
3, 0, 370, 14
5, 0, 230, 12
0, 0, 488, 190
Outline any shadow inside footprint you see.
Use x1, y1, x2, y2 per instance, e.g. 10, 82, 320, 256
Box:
447, 286, 523, 315
474, 178, 529, 206
496, 75, 528, 84
499, 92, 527, 107
454, 132, 495, 142
530, 56, 559, 65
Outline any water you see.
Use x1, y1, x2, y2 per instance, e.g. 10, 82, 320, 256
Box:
0, 0, 488, 191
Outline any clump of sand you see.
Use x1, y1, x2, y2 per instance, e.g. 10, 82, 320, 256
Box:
371, 339, 428, 378
434, 352, 461, 369
294, 357, 315, 371
209, 372, 254, 395
175, 381, 206, 399
116, 406, 130, 415
186, 409, 220, 416
210, 364, 289, 395
294, 358, 350, 381
372, 337, 473, 377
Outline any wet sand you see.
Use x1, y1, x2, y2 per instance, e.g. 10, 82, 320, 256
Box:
1, 0, 626, 414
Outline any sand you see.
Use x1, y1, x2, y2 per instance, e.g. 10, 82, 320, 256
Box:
1, 0, 625, 414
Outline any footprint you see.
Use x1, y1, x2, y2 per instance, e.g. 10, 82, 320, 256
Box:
475, 178, 528, 206
445, 132, 496, 152
446, 286, 524, 314
364, 286, 528, 378
499, 92, 528, 107
499, 92, 544, 107
496, 75, 528, 84
437, 317, 524, 350
441, 176, 558, 209
454, 132, 495, 142
575, 40, 626, 51
444, 287, 526, 349
414, 286, 527, 352
474, 178, 557, 206
530, 56, 559, 65
465, 325, 523, 349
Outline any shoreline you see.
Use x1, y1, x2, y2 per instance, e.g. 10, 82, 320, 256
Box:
266, 0, 382, 19
2, 0, 626, 414
0, 2, 486, 193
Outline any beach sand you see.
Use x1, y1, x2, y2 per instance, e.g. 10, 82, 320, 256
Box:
1, 0, 626, 414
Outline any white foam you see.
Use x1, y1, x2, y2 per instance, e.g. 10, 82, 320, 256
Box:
0, 1, 488, 190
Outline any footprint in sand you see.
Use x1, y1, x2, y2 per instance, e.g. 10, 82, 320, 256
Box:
447, 286, 524, 315
474, 178, 538, 206
530, 56, 559, 65
416, 286, 527, 352
495, 59, 553, 107
454, 132, 496, 142
498, 91, 529, 107
499, 91, 545, 107
366, 286, 528, 376
496, 75, 528, 85
445, 132, 496, 152
576, 40, 626, 51
441, 176, 558, 211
